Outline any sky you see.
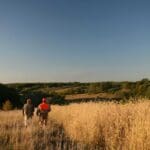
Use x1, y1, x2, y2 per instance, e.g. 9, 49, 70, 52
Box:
0, 0, 150, 83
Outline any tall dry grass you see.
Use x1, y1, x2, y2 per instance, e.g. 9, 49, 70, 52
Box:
0, 99, 150, 150
0, 110, 70, 150
51, 99, 150, 149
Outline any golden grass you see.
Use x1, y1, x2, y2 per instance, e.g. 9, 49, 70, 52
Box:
0, 111, 68, 150
0, 99, 150, 149
65, 93, 116, 100
51, 100, 150, 149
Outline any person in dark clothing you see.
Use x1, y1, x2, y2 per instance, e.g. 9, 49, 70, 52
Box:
23, 99, 34, 127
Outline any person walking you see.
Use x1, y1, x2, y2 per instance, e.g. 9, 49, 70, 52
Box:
37, 98, 51, 126
23, 98, 34, 127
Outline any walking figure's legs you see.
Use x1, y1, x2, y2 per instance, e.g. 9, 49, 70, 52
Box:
24, 115, 28, 127
39, 114, 48, 127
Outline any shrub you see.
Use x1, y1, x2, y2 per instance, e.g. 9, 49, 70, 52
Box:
0, 84, 20, 108
144, 86, 150, 98
49, 92, 66, 105
2, 100, 13, 110
115, 90, 132, 100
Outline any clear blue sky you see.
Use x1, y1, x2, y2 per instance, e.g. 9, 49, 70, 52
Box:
0, 0, 150, 83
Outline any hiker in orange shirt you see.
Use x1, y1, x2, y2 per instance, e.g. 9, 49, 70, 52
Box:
37, 98, 51, 126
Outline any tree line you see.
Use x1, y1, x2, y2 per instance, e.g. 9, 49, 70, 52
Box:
0, 79, 150, 109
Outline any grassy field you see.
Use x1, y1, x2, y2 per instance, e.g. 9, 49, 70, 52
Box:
65, 93, 116, 100
0, 99, 150, 150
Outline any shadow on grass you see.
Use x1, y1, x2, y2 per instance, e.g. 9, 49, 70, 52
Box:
0, 119, 107, 150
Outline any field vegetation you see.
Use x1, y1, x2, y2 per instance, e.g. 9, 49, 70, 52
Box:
0, 100, 150, 149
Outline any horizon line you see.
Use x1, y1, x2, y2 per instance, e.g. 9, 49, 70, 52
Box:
1, 78, 148, 84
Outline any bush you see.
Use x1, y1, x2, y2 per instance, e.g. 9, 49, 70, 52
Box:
0, 84, 20, 108
88, 83, 102, 94
115, 90, 132, 100
143, 86, 150, 98
2, 100, 13, 110
49, 92, 66, 105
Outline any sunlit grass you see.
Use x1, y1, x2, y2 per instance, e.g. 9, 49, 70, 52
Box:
0, 99, 150, 149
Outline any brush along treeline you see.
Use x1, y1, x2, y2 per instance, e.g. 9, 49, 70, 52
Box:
1, 78, 150, 109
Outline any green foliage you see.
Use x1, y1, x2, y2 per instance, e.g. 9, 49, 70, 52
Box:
145, 86, 150, 98
101, 82, 113, 92
88, 83, 102, 94
121, 82, 132, 89
135, 79, 150, 97
65, 87, 86, 95
115, 90, 132, 100
88, 82, 116, 94
0, 84, 20, 108
2, 100, 13, 110
2, 78, 150, 106
49, 92, 66, 105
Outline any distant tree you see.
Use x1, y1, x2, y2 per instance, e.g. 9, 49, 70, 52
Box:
101, 82, 113, 92
140, 78, 149, 84
75, 87, 85, 94
88, 83, 103, 94
66, 88, 75, 94
144, 86, 150, 98
49, 91, 65, 105
121, 82, 131, 89
115, 90, 131, 100
135, 79, 150, 96
0, 84, 20, 108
